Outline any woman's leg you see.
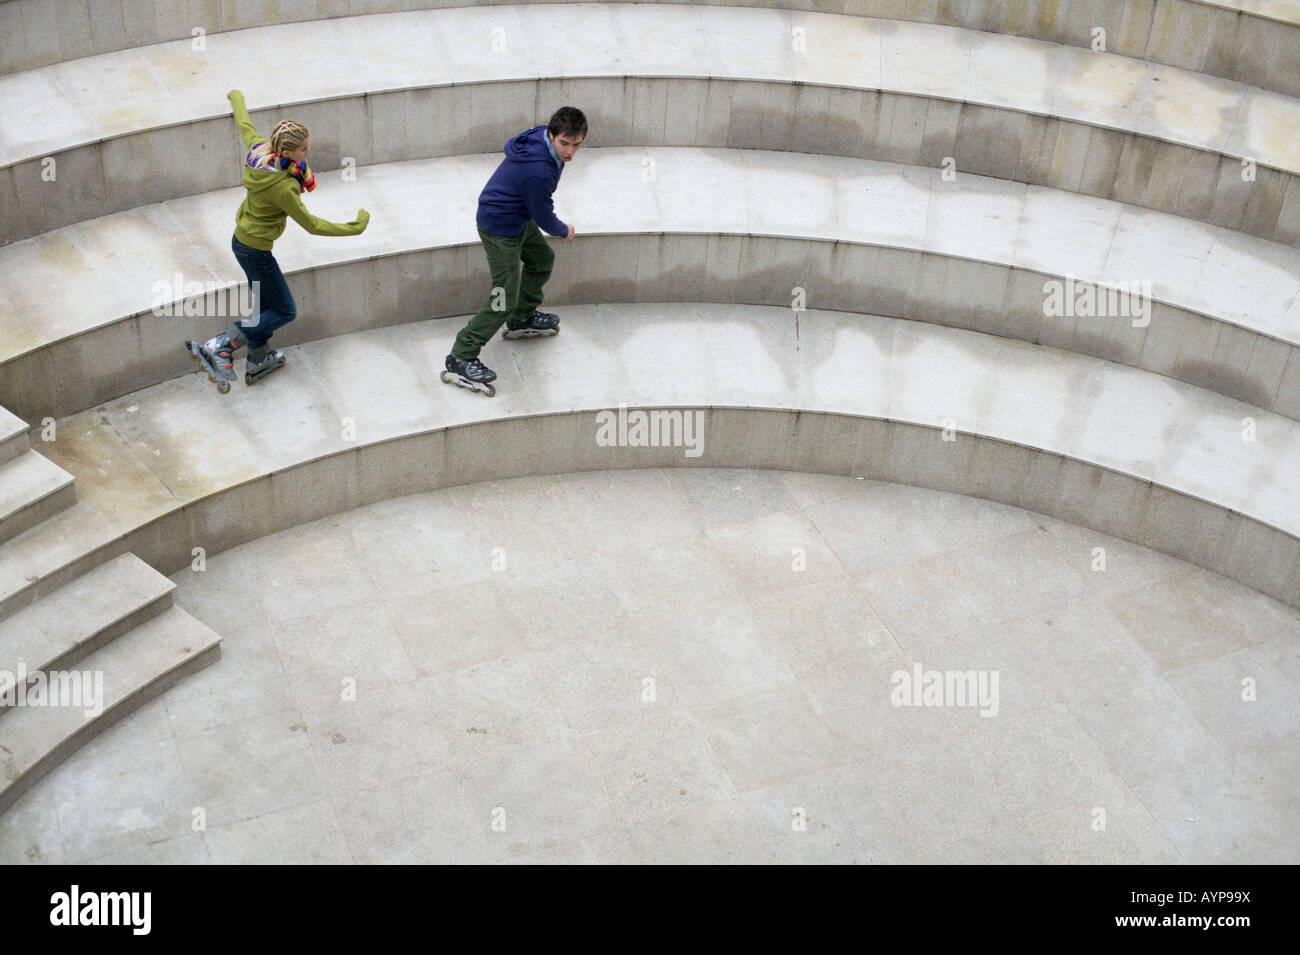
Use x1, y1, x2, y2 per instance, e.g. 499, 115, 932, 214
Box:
230, 235, 297, 352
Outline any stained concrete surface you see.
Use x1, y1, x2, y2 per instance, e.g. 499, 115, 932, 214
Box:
2, 468, 1296, 864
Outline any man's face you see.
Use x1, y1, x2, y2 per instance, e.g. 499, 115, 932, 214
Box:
549, 131, 584, 162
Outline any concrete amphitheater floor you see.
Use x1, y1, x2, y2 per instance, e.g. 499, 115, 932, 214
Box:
1, 467, 1297, 864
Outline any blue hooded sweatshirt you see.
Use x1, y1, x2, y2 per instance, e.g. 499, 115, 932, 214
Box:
476, 125, 567, 238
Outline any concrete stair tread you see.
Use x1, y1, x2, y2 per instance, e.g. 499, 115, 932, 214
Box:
4, 1, 1298, 95
0, 553, 175, 676
51, 303, 1300, 542
0, 408, 28, 468
0, 406, 25, 433
3, 148, 1298, 373
0, 450, 76, 544
0, 451, 73, 521
3, 5, 1298, 171
0, 501, 121, 618
1220, 1, 1300, 26
0, 604, 221, 810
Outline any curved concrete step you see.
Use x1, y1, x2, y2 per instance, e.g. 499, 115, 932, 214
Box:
4, 5, 1299, 244
3, 0, 1298, 100
0, 603, 221, 815
0, 502, 128, 622
3, 0, 1297, 96
0, 407, 28, 468
0, 553, 174, 674
3, 149, 1298, 423
0, 450, 75, 545
8, 304, 1299, 616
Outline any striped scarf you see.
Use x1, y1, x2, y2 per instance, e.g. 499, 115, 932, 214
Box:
245, 143, 316, 193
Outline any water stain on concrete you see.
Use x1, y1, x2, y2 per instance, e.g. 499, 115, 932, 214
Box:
35, 233, 90, 274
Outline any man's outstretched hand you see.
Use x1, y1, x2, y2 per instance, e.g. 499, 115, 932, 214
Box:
566, 224, 576, 241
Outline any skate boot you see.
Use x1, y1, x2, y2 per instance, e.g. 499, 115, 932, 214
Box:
440, 354, 497, 397
184, 332, 238, 394
502, 310, 559, 340
245, 346, 286, 385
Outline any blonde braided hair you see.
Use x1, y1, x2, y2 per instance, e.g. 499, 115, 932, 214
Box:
247, 120, 310, 168
270, 120, 309, 155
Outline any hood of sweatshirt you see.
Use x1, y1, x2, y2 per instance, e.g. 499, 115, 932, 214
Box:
504, 125, 561, 174
241, 144, 295, 194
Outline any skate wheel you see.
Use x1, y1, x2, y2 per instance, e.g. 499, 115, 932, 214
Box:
483, 383, 496, 397
502, 327, 559, 340
439, 371, 452, 384
218, 380, 231, 395
245, 373, 254, 386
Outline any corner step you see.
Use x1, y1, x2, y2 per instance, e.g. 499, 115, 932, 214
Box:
0, 605, 221, 815
0, 408, 28, 468
0, 553, 175, 680
0, 451, 75, 545
0, 500, 121, 623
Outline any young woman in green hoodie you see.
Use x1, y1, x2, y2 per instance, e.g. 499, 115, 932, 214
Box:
186, 89, 370, 392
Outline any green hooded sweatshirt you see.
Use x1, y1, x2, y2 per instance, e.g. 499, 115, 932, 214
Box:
227, 90, 369, 251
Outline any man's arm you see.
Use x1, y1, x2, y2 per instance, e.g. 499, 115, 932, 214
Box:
227, 90, 264, 149
521, 176, 569, 237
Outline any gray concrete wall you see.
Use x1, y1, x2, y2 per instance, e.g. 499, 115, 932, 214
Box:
108, 409, 1300, 613
3, 0, 1297, 99
6, 235, 1297, 425
7, 78, 1299, 247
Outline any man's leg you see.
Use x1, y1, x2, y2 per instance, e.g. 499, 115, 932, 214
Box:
451, 226, 525, 360
513, 220, 555, 321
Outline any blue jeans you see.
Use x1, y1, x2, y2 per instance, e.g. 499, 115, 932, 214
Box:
231, 235, 296, 349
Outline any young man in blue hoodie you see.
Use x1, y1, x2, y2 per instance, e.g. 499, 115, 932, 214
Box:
442, 107, 587, 396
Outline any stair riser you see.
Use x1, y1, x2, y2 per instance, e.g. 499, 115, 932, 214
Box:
5, 1, 1298, 98
0, 430, 29, 469
6, 79, 1300, 248
0, 546, 131, 633
0, 591, 177, 686
0, 483, 76, 546
0, 642, 220, 816
7, 239, 1300, 427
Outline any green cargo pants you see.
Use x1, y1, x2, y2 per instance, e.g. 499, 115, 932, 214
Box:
451, 221, 555, 360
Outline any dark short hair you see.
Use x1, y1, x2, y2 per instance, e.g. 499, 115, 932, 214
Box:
548, 106, 588, 140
